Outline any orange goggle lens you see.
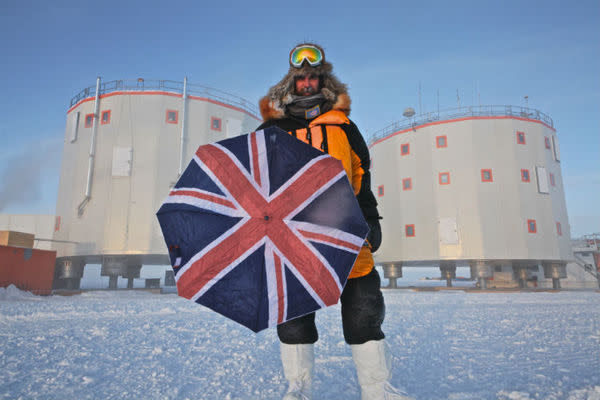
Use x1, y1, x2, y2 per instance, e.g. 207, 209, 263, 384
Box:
290, 45, 323, 68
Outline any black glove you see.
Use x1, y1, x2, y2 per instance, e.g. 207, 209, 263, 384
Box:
366, 218, 382, 253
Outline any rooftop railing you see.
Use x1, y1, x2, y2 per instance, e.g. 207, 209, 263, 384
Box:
368, 105, 554, 145
69, 78, 259, 117
572, 233, 600, 250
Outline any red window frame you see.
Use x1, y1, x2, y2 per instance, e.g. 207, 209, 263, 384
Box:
101, 110, 111, 125
516, 131, 526, 145
549, 173, 555, 187
521, 169, 530, 182
210, 116, 222, 131
527, 219, 537, 233
54, 216, 61, 232
545, 136, 551, 149
405, 224, 415, 237
166, 110, 178, 124
402, 178, 412, 191
556, 222, 562, 236
436, 135, 447, 148
438, 172, 451, 185
400, 143, 410, 156
481, 169, 493, 182
377, 185, 384, 197
84, 113, 94, 128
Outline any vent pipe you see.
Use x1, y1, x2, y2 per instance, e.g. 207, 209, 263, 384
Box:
78, 76, 101, 216
179, 76, 188, 175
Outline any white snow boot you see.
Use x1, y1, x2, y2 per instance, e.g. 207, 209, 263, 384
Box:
351, 340, 414, 400
280, 343, 314, 400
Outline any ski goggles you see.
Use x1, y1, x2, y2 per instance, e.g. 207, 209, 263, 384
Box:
289, 45, 323, 68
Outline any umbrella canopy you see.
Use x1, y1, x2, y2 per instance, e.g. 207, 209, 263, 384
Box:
157, 126, 369, 332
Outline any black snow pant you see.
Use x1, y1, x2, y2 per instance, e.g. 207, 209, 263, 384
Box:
277, 268, 385, 345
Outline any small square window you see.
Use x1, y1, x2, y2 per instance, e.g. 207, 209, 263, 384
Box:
516, 131, 526, 145
481, 169, 493, 182
556, 222, 562, 236
84, 113, 94, 128
549, 173, 555, 187
400, 143, 410, 156
101, 110, 111, 125
436, 135, 447, 148
402, 178, 412, 191
545, 137, 551, 149
405, 224, 415, 237
211, 116, 222, 131
439, 172, 450, 185
527, 219, 537, 233
377, 185, 384, 197
521, 169, 530, 182
166, 110, 178, 124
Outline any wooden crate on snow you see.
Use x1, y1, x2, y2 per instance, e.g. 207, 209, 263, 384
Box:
0, 231, 35, 249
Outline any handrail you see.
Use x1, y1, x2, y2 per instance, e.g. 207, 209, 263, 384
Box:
69, 78, 259, 118
368, 105, 554, 145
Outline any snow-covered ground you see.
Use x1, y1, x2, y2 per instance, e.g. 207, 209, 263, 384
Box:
1, 285, 599, 400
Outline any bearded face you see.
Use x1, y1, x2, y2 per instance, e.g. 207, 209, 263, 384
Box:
295, 74, 320, 96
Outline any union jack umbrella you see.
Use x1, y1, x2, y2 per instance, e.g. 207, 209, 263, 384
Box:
156, 127, 369, 332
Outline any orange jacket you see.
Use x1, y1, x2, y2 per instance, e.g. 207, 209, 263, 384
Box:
257, 100, 379, 279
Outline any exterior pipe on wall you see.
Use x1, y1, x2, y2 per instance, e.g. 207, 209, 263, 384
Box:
78, 76, 101, 216
179, 76, 188, 176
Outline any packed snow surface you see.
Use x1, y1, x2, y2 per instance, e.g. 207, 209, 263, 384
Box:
1, 285, 599, 400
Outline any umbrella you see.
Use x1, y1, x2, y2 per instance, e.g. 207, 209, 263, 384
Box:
156, 126, 369, 332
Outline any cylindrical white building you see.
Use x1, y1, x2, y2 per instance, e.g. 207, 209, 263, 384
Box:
369, 106, 572, 288
52, 78, 261, 289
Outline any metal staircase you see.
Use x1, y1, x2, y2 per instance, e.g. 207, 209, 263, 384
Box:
571, 233, 600, 287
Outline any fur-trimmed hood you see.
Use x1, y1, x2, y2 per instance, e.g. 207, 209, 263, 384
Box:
259, 43, 351, 121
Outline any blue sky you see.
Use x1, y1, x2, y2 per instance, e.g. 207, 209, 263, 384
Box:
0, 0, 598, 237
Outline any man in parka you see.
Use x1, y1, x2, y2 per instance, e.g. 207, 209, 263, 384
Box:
256, 43, 413, 400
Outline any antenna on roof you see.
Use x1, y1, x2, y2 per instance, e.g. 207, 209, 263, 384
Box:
404, 107, 416, 132
418, 82, 422, 116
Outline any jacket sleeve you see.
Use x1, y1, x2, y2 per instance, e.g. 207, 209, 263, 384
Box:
256, 117, 306, 132
255, 120, 274, 130
341, 120, 381, 222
